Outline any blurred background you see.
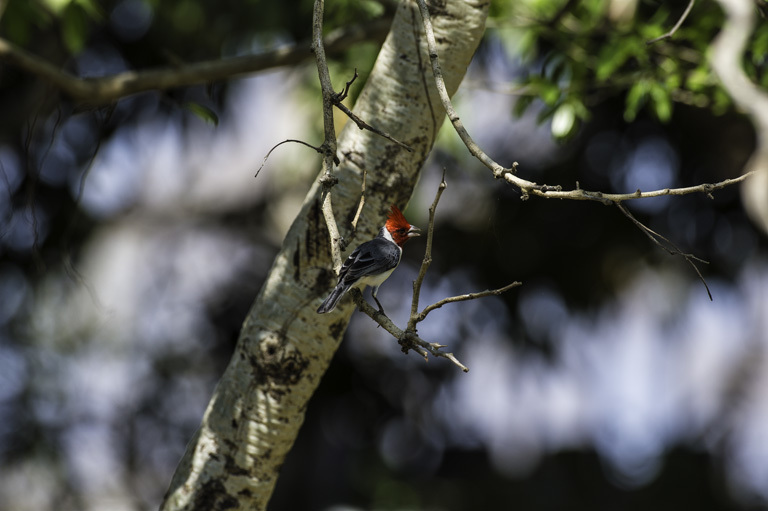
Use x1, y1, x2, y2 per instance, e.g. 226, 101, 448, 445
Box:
1, 0, 767, 510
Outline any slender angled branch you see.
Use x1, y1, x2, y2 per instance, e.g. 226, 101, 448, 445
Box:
408, 168, 447, 331
313, 0, 343, 273
647, 0, 696, 45
0, 17, 392, 106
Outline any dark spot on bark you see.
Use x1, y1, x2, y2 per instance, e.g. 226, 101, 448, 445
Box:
193, 478, 240, 510
243, 333, 310, 392
225, 454, 250, 477
231, 418, 238, 429
224, 439, 237, 452
314, 267, 335, 296
330, 320, 347, 339
306, 198, 329, 263
237, 489, 252, 498
293, 238, 300, 281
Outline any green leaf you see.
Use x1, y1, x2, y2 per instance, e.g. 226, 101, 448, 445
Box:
624, 80, 650, 122
551, 102, 577, 139
596, 39, 631, 81
61, 3, 89, 54
185, 102, 220, 126
512, 94, 535, 118
649, 83, 672, 122
528, 76, 561, 106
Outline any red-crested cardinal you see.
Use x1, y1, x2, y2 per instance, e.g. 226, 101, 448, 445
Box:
317, 205, 420, 314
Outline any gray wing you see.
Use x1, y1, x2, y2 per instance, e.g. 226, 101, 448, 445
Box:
339, 237, 401, 286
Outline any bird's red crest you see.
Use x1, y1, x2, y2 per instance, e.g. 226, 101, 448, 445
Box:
385, 205, 410, 232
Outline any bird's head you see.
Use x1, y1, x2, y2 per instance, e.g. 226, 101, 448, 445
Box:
385, 205, 420, 247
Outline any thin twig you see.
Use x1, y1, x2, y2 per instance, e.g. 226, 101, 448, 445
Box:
407, 168, 447, 331
255, 139, 323, 178
616, 202, 712, 300
351, 169, 367, 231
417, 282, 523, 322
334, 68, 359, 102
349, 289, 469, 372
646, 0, 696, 45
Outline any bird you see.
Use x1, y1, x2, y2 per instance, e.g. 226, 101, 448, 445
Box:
317, 205, 420, 314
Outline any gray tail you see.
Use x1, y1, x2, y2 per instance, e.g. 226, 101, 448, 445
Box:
317, 284, 348, 314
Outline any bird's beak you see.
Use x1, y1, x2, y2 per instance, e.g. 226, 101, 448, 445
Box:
408, 225, 421, 237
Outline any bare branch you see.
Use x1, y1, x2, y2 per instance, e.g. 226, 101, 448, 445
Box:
0, 17, 392, 106
349, 289, 469, 372
417, 281, 523, 322
616, 202, 712, 300
313, 0, 343, 273
646, 0, 696, 45
255, 139, 323, 178
408, 168, 447, 331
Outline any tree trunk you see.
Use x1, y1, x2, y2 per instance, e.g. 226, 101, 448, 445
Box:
160, 1, 488, 509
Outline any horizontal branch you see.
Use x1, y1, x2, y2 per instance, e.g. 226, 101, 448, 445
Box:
0, 17, 392, 106
506, 171, 756, 203
417, 281, 522, 322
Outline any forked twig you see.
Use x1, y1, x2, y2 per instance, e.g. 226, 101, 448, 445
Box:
331, 70, 413, 152
616, 202, 712, 300
350, 288, 469, 372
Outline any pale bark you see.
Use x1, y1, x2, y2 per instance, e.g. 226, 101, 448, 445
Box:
160, 1, 488, 510
711, 0, 768, 235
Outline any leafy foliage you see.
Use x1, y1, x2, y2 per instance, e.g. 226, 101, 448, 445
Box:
491, 0, 766, 138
